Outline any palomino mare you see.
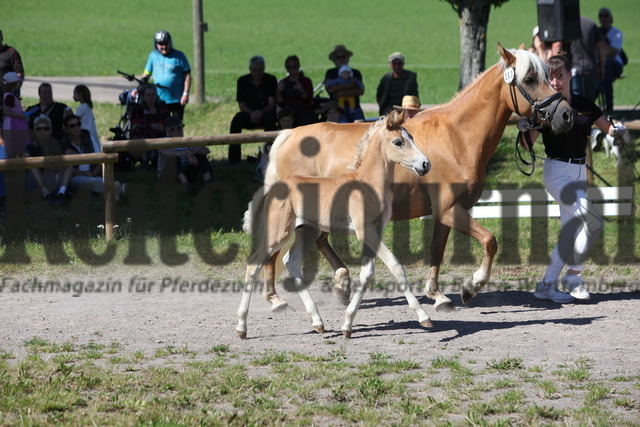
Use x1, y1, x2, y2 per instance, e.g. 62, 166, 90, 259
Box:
237, 111, 431, 339
246, 45, 574, 315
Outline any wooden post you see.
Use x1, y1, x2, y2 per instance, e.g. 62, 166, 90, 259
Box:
192, 0, 207, 105
103, 162, 116, 240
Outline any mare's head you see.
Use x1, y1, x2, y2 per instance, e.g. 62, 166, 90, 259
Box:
498, 44, 573, 134
352, 110, 430, 176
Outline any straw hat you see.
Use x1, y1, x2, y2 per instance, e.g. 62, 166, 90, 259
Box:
393, 95, 422, 111
328, 44, 353, 61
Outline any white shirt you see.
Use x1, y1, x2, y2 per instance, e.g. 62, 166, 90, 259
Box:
76, 103, 101, 153
604, 26, 624, 66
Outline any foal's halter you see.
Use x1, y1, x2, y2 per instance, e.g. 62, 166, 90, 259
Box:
505, 66, 565, 176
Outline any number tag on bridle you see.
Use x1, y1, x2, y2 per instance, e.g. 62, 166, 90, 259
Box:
503, 67, 516, 86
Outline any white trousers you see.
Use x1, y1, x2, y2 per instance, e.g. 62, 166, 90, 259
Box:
542, 159, 604, 284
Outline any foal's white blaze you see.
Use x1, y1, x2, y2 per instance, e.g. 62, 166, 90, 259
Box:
402, 128, 430, 176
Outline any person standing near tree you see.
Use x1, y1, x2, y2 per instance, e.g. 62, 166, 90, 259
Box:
595, 7, 624, 114
142, 30, 191, 119
570, 17, 607, 102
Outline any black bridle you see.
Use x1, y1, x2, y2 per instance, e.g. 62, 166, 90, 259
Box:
509, 77, 565, 176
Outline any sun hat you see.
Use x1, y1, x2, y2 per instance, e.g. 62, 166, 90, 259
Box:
3, 71, 23, 84
388, 52, 404, 63
328, 44, 353, 61
393, 95, 422, 111
532, 26, 539, 37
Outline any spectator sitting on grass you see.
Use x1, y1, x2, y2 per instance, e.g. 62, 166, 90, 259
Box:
157, 115, 212, 193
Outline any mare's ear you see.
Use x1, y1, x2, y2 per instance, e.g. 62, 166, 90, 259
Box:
518, 43, 526, 50
498, 42, 516, 66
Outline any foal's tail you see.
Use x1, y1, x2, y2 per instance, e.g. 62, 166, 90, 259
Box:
242, 129, 293, 234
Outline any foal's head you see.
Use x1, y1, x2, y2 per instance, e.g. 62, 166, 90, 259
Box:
352, 110, 430, 176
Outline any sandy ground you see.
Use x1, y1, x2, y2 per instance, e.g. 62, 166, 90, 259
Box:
1, 265, 639, 372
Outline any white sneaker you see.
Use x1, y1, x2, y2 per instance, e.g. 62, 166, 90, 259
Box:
561, 274, 590, 300
534, 282, 574, 303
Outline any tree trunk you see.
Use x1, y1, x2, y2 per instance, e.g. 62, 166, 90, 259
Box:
458, 2, 491, 90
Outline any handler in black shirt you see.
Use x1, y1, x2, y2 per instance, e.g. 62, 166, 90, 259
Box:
519, 55, 626, 303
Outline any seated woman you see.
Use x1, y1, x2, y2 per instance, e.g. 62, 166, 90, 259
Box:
129, 84, 171, 169
157, 116, 212, 193
275, 55, 315, 126
61, 114, 122, 201
23, 115, 72, 204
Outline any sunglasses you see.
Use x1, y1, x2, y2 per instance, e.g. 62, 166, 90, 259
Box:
335, 55, 347, 59
599, 14, 610, 18
35, 126, 51, 131
157, 42, 169, 46
67, 122, 81, 129
392, 60, 404, 65
285, 64, 299, 70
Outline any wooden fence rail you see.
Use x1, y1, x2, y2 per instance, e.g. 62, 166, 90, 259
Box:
101, 131, 280, 239
1, 121, 637, 241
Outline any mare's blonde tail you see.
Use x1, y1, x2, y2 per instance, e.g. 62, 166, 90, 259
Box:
242, 129, 292, 234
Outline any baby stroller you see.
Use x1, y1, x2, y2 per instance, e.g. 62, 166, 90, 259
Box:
109, 70, 167, 170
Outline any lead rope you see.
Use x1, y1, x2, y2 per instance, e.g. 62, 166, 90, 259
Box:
514, 129, 537, 176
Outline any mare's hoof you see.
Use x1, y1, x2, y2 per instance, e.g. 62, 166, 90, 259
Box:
342, 330, 352, 339
236, 331, 247, 340
333, 288, 350, 306
461, 288, 475, 304
314, 326, 325, 334
420, 320, 434, 328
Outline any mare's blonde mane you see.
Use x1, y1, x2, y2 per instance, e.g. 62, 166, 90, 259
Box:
436, 48, 549, 110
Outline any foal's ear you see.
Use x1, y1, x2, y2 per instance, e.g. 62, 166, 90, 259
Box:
498, 42, 516, 66
386, 109, 405, 128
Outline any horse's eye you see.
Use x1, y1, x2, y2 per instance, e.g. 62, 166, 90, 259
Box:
393, 138, 405, 147
524, 77, 536, 85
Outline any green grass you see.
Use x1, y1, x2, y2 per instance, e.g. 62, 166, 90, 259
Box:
2, 344, 637, 425
3, 0, 640, 108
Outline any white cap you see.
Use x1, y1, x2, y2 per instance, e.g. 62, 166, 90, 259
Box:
532, 26, 539, 37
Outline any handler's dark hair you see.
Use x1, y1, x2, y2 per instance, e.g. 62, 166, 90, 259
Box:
546, 55, 571, 78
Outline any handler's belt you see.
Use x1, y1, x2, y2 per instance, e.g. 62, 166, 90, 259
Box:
548, 157, 586, 165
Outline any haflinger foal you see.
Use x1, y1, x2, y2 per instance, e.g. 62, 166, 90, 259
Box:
237, 110, 432, 339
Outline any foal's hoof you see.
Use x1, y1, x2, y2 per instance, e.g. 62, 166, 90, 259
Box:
342, 330, 352, 339
269, 295, 288, 313
420, 319, 434, 328
236, 331, 247, 340
434, 300, 456, 312
313, 325, 325, 334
